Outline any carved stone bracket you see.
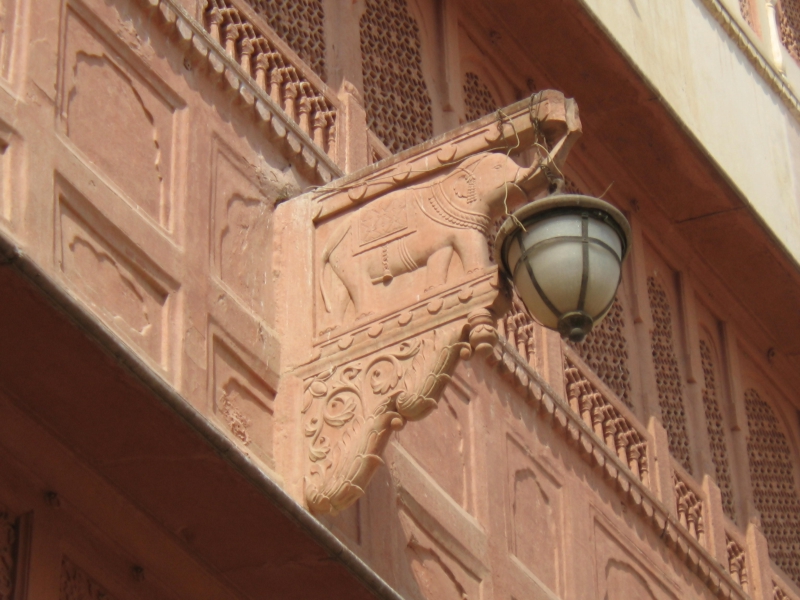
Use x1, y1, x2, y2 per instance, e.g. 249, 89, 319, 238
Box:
300, 90, 581, 515
303, 309, 496, 515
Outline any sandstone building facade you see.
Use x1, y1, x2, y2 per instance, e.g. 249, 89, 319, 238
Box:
1, 0, 800, 599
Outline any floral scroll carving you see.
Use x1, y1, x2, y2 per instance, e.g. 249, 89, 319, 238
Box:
304, 311, 496, 514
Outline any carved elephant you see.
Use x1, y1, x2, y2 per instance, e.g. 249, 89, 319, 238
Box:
320, 151, 547, 321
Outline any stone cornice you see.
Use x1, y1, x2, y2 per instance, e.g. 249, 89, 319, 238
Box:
138, 0, 343, 183
487, 335, 749, 600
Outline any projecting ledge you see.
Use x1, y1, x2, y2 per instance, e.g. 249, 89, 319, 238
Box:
0, 231, 404, 600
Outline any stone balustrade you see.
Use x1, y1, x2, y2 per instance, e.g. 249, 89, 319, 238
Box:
203, 0, 338, 158
493, 312, 763, 599
490, 332, 748, 600
672, 461, 706, 546
564, 353, 650, 488
497, 296, 537, 369
498, 304, 651, 489
773, 574, 800, 600
725, 529, 748, 592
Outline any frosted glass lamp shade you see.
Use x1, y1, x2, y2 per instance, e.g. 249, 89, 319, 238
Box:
494, 194, 631, 343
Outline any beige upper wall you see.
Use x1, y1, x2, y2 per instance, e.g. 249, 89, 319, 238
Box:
577, 0, 800, 265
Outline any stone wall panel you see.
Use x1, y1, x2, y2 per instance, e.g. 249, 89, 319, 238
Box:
397, 381, 473, 512
593, 517, 680, 600
56, 194, 175, 370
211, 138, 275, 320
505, 433, 562, 595
398, 508, 482, 600
211, 333, 275, 466
58, 6, 185, 231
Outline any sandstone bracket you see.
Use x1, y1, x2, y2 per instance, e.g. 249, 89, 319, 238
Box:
300, 90, 582, 515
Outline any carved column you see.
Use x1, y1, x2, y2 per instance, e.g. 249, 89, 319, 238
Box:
254, 52, 269, 90
207, 8, 223, 44
239, 37, 254, 76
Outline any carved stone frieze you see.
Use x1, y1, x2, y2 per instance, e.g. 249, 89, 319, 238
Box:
673, 468, 705, 544
301, 91, 581, 514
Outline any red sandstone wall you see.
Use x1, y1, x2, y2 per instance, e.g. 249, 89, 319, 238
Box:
1, 0, 800, 599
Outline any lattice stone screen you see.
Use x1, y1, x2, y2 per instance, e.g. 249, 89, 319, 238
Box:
570, 297, 633, 408
779, 0, 800, 63
463, 71, 497, 122
647, 276, 692, 473
744, 388, 800, 586
699, 339, 736, 521
359, 0, 433, 153
248, 0, 327, 80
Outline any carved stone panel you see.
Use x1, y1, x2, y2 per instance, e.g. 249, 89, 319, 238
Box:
314, 152, 530, 333
59, 8, 182, 229
399, 509, 481, 600
211, 141, 276, 318
58, 199, 173, 369
506, 435, 562, 594
397, 379, 473, 511
302, 91, 580, 515
302, 321, 478, 515
211, 336, 275, 464
594, 517, 680, 600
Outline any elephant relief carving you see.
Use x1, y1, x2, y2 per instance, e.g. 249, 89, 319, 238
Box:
320, 151, 550, 322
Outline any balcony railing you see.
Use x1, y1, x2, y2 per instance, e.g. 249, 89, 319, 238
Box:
725, 527, 749, 593
493, 313, 753, 600
203, 0, 338, 158
565, 352, 650, 488
672, 460, 706, 546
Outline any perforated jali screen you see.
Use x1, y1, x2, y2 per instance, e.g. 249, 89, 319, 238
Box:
745, 388, 800, 586
699, 339, 736, 522
647, 276, 693, 473
359, 0, 433, 153
463, 72, 497, 122
247, 0, 327, 80
779, 0, 800, 63
571, 298, 633, 409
